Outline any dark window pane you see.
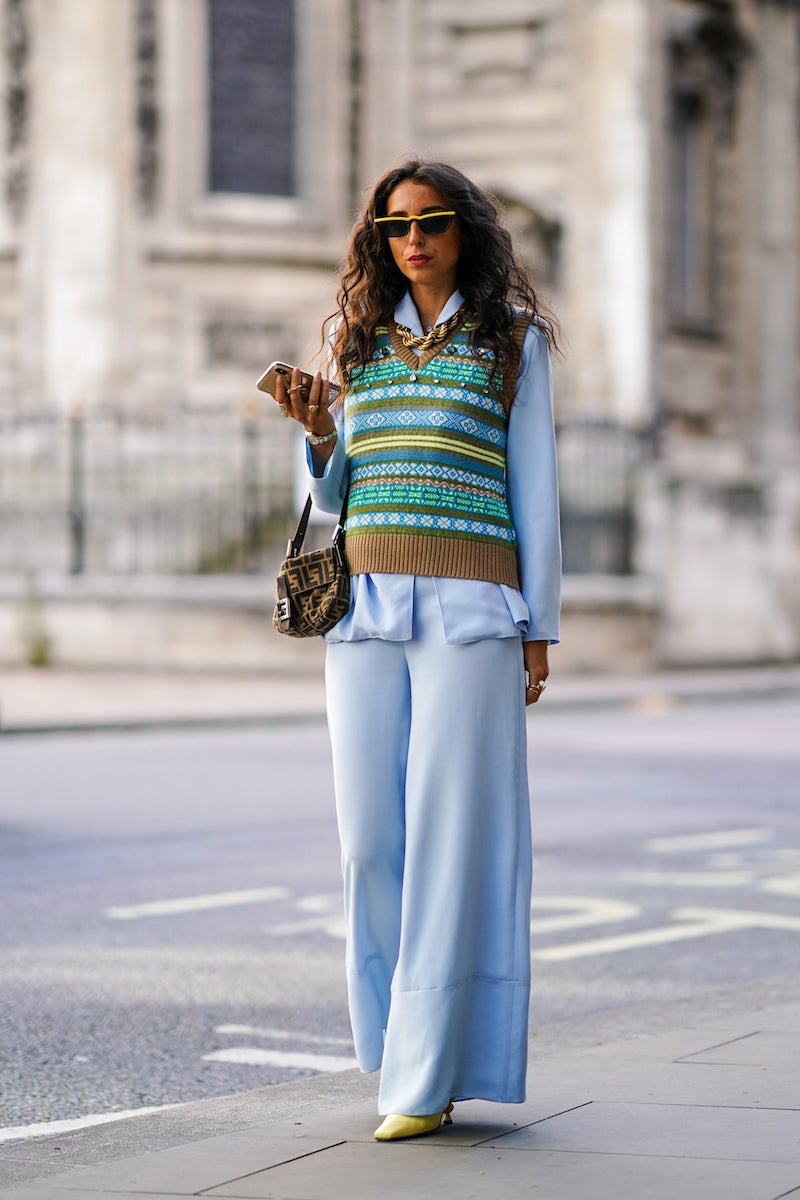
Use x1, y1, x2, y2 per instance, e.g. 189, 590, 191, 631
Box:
208, 0, 295, 197
670, 93, 716, 325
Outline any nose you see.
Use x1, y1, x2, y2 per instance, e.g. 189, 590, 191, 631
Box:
407, 219, 426, 247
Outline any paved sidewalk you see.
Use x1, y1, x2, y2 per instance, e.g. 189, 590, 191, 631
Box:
2, 662, 800, 734
1, 975, 798, 1200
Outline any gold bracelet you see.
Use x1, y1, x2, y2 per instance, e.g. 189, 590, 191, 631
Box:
305, 428, 337, 446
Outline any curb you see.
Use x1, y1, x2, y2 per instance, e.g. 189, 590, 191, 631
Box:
2, 677, 799, 737
0, 711, 328, 738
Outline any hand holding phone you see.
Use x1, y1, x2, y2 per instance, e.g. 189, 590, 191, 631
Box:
256, 361, 340, 403
257, 361, 339, 451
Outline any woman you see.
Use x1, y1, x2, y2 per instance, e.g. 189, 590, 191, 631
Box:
271, 158, 561, 1140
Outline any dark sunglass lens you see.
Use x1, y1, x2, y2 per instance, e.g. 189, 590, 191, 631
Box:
418, 213, 453, 234
381, 219, 411, 238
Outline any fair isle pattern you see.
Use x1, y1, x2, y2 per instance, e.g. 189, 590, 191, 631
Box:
351, 460, 508, 497
347, 384, 506, 423
343, 321, 520, 587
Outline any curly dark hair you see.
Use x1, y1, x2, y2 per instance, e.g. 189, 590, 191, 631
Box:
326, 158, 559, 392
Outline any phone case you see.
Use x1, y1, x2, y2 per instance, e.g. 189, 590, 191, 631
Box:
256, 361, 340, 400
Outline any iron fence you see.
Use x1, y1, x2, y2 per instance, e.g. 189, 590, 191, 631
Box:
0, 406, 295, 575
556, 417, 652, 575
0, 409, 649, 576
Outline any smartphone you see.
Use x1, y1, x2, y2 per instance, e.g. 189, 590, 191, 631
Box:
256, 361, 340, 401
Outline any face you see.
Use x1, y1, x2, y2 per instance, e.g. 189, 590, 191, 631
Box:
382, 180, 461, 295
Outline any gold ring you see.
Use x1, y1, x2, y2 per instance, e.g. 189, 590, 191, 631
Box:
308, 403, 319, 414
288, 384, 306, 394
279, 403, 289, 417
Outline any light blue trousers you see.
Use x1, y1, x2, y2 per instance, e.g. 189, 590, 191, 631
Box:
325, 579, 532, 1116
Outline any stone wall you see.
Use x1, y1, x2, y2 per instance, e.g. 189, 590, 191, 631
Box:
0, 573, 659, 675
647, 0, 800, 664
654, 470, 800, 664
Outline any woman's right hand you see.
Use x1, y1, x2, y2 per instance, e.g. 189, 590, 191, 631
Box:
273, 366, 335, 437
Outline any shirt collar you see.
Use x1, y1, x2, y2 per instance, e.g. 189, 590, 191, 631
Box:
394, 290, 464, 336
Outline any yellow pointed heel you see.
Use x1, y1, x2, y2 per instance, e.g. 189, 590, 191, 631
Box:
374, 1100, 454, 1141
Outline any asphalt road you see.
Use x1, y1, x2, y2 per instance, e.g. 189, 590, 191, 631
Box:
1, 695, 798, 1135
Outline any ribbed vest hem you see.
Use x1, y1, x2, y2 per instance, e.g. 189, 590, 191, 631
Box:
346, 532, 520, 590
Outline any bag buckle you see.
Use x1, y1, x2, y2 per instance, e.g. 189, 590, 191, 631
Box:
276, 595, 291, 627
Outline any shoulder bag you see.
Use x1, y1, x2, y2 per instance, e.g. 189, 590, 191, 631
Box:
273, 488, 350, 637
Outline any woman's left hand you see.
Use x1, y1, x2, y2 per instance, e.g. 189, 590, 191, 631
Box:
523, 640, 549, 706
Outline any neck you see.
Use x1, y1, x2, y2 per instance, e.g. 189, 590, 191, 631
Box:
410, 282, 456, 330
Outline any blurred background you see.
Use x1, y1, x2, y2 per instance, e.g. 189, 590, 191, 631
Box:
2, 1, 800, 1145
0, 0, 798, 676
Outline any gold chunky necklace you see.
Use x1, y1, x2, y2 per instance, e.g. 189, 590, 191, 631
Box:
396, 308, 463, 353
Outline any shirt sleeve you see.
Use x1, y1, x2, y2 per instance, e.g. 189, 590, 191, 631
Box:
506, 324, 562, 643
305, 408, 350, 513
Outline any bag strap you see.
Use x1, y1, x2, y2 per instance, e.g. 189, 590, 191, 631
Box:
500, 311, 533, 416
287, 487, 349, 559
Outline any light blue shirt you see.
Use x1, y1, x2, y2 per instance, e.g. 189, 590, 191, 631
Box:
307, 291, 561, 645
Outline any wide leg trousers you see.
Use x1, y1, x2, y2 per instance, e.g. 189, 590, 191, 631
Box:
325, 578, 532, 1116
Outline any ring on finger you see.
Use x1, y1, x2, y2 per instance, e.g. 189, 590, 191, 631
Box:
279, 402, 289, 417
308, 403, 319, 414
288, 384, 306, 395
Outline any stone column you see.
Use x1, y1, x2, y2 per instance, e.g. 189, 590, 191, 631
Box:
20, 0, 135, 410
359, 0, 416, 187
755, 0, 800, 465
567, 0, 652, 423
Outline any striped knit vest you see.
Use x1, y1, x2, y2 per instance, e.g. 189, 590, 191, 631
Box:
343, 317, 520, 588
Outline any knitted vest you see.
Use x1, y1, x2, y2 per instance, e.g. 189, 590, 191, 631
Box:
343, 316, 525, 588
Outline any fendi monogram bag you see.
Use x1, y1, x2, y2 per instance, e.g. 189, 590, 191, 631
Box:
273, 490, 350, 637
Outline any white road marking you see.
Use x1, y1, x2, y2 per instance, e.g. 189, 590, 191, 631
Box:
266, 892, 347, 939
214, 1024, 353, 1048
621, 870, 756, 888
105, 887, 290, 920
534, 905, 800, 962
645, 829, 773, 854
532, 896, 640, 933
762, 875, 800, 897
295, 893, 341, 913
203, 1047, 358, 1072
0, 1104, 180, 1145
680, 906, 800, 931
707, 852, 749, 869
268, 916, 347, 939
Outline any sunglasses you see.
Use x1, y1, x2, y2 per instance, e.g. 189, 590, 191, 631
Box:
374, 211, 457, 238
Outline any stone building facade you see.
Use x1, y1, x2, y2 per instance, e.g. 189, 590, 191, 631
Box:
0, 0, 798, 665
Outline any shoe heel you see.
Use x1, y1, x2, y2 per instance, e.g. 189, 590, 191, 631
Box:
442, 1100, 454, 1126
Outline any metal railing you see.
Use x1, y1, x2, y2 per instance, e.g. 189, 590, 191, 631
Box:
0, 409, 648, 576
556, 418, 651, 575
0, 406, 295, 575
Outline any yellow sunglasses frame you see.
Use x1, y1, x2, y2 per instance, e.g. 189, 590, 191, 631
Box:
374, 211, 457, 237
